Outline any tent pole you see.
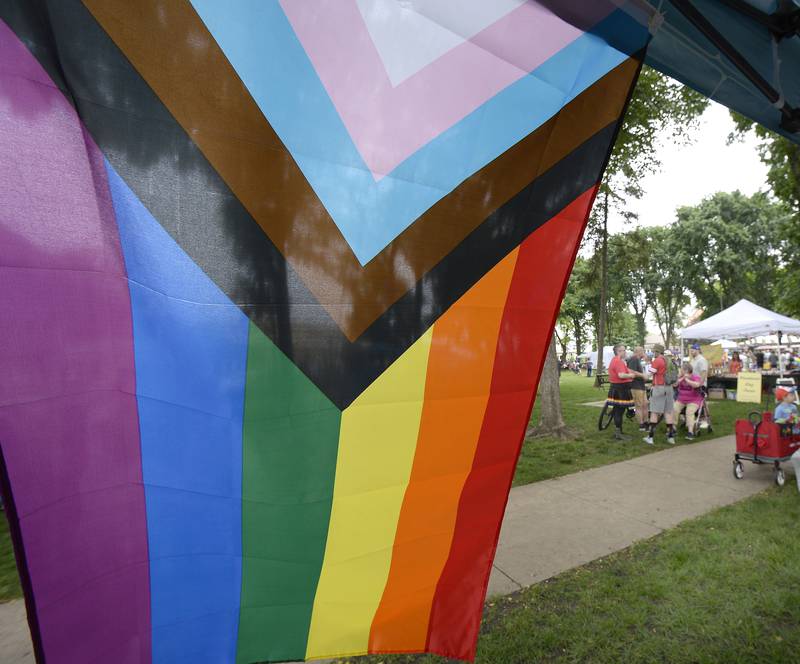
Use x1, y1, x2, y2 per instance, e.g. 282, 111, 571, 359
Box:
671, 0, 800, 133
718, 0, 800, 39
778, 330, 784, 378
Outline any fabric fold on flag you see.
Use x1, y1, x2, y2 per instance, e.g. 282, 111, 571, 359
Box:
0, 1, 646, 662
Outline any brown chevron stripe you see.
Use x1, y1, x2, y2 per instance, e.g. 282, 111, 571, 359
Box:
83, 0, 637, 340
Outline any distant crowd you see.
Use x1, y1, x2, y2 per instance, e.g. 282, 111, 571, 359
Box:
604, 343, 708, 445
562, 347, 799, 377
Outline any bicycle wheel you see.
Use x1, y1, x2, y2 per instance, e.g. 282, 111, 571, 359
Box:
598, 403, 614, 431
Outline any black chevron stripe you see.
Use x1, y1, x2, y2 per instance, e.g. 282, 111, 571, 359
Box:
2, 0, 625, 408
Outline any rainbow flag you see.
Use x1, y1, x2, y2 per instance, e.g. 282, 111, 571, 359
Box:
0, 2, 646, 662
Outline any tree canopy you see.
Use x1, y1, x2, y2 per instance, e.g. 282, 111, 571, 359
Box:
729, 113, 800, 317
672, 191, 789, 315
560, 189, 792, 352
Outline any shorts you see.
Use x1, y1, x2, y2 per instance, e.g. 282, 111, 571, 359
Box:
649, 385, 674, 414
631, 388, 648, 412
606, 383, 634, 407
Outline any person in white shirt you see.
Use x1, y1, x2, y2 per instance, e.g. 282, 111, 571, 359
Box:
689, 343, 708, 387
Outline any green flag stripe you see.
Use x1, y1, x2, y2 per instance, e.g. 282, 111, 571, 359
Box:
237, 322, 342, 663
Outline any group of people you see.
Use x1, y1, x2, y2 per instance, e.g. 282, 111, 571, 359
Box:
726, 348, 799, 373
606, 343, 708, 444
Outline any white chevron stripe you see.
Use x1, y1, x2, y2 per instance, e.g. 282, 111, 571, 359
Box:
355, 0, 525, 86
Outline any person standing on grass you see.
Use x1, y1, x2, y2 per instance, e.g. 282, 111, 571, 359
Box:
627, 346, 649, 431
689, 343, 708, 388
674, 362, 703, 439
643, 343, 676, 445
606, 343, 636, 441
586, 358, 594, 378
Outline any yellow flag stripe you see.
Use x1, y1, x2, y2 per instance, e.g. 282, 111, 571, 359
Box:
305, 327, 434, 658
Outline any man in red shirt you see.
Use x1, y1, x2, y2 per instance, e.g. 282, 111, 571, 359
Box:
606, 343, 636, 440
644, 344, 675, 445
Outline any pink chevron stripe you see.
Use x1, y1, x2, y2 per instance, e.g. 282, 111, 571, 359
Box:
280, 0, 615, 179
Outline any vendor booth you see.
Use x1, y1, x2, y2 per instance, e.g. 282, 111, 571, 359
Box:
679, 300, 800, 395
680, 299, 800, 340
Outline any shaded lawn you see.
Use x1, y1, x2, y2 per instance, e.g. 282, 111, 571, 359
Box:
0, 514, 22, 601
345, 486, 800, 664
514, 371, 774, 486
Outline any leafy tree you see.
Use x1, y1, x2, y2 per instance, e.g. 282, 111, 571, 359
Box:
607, 228, 650, 345
729, 113, 800, 316
587, 66, 708, 377
540, 66, 707, 436
671, 191, 789, 315
605, 67, 711, 200
730, 113, 800, 212
642, 226, 689, 346
557, 257, 595, 358
605, 306, 640, 349
554, 325, 572, 364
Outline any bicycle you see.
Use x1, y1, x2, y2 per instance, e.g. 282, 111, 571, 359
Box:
598, 402, 636, 430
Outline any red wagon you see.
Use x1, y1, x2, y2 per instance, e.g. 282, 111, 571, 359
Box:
734, 411, 800, 487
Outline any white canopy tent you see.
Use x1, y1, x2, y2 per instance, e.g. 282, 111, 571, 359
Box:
589, 346, 615, 370
711, 339, 739, 349
679, 300, 800, 377
679, 300, 800, 340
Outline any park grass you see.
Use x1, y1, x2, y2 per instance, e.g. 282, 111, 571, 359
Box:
342, 485, 800, 664
0, 514, 22, 602
514, 371, 774, 486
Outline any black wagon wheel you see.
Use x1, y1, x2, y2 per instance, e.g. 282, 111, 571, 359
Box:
598, 403, 614, 431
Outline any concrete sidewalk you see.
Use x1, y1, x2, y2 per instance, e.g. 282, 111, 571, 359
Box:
488, 434, 792, 595
0, 435, 792, 661
0, 599, 32, 663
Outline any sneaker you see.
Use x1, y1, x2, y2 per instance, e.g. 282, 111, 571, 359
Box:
643, 436, 654, 445
667, 436, 676, 445
685, 432, 695, 441
639, 424, 648, 432
614, 428, 630, 441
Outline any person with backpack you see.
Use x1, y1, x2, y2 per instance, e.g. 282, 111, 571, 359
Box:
643, 343, 676, 445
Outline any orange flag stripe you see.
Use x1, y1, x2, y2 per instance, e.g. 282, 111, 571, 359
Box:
368, 248, 520, 652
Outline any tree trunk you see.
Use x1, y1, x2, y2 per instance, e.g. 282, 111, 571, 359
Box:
573, 319, 584, 360
630, 302, 647, 347
557, 330, 568, 364
635, 312, 647, 347
594, 191, 609, 387
527, 334, 571, 439
656, 319, 668, 347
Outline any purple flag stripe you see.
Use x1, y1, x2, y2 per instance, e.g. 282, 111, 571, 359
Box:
0, 19, 150, 664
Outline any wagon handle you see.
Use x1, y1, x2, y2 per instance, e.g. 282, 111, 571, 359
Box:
748, 411, 762, 460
